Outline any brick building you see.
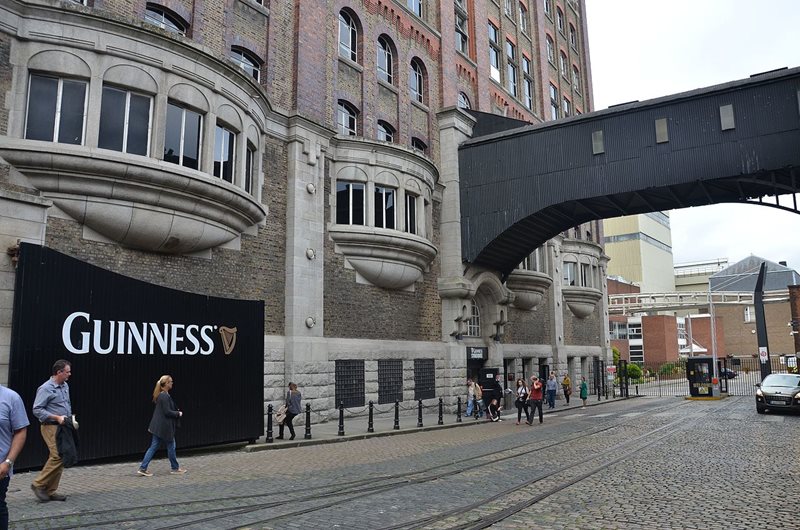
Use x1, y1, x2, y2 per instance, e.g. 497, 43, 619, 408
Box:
0, 0, 606, 419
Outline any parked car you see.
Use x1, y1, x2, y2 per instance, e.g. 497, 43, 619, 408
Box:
755, 374, 800, 413
719, 368, 737, 379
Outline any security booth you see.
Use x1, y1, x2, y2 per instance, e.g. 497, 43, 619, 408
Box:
478, 367, 500, 406
686, 356, 720, 397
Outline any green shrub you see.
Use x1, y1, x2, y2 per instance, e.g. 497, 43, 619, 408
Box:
627, 363, 642, 380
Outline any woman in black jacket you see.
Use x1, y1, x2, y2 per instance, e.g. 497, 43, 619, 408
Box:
137, 375, 185, 476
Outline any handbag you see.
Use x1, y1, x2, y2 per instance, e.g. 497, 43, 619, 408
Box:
275, 404, 287, 425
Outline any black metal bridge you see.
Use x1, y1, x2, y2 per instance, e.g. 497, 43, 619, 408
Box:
459, 66, 800, 279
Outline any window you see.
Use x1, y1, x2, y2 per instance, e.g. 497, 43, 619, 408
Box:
559, 51, 568, 78
335, 360, 365, 408
556, 7, 564, 33
522, 57, 533, 110
580, 263, 590, 287
98, 86, 151, 156
519, 249, 540, 271
629, 344, 644, 364
546, 35, 554, 63
455, 12, 469, 54
518, 2, 529, 34
377, 36, 393, 84
569, 23, 577, 48
458, 92, 471, 109
488, 23, 501, 82
562, 96, 571, 117
213, 124, 236, 182
405, 193, 418, 234
408, 0, 422, 17
409, 59, 424, 104
572, 65, 581, 93
411, 137, 427, 154
378, 359, 404, 405
506, 41, 517, 97
337, 100, 358, 136
609, 321, 628, 340
377, 120, 395, 142
504, 0, 513, 16
414, 358, 435, 401
336, 181, 365, 225
744, 306, 755, 323
543, 0, 552, 18
374, 186, 396, 229
466, 300, 481, 337
563, 261, 577, 286
245, 144, 255, 193
549, 83, 559, 120
163, 101, 201, 170
144, 4, 186, 35
338, 11, 357, 62
230, 48, 260, 82
25, 75, 87, 145
628, 323, 642, 340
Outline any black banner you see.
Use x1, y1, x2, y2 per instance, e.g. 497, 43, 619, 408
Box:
10, 244, 264, 469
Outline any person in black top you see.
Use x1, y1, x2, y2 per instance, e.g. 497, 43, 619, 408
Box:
137, 375, 185, 476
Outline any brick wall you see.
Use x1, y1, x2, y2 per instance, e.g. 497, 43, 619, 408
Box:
504, 300, 553, 344
562, 304, 603, 346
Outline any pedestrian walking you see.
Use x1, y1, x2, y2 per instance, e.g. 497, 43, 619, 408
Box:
562, 374, 572, 405
580, 376, 589, 408
31, 360, 73, 502
465, 379, 475, 418
0, 383, 28, 529
514, 379, 531, 425
528, 376, 544, 424
137, 375, 186, 476
546, 373, 557, 409
473, 382, 484, 418
277, 382, 301, 440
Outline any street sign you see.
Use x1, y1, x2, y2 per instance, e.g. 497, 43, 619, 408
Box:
606, 366, 617, 374
759, 347, 768, 363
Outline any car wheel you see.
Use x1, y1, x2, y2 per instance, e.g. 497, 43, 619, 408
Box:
756, 405, 766, 414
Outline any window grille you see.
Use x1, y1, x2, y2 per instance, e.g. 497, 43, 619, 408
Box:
414, 358, 435, 400
378, 359, 403, 404
335, 360, 365, 408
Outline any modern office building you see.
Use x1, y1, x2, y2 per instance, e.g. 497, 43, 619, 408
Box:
0, 0, 607, 427
603, 211, 676, 293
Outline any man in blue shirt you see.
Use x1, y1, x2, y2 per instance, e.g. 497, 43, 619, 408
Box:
0, 383, 29, 530
31, 360, 72, 502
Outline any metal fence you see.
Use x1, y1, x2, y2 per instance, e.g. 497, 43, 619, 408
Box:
624, 358, 795, 397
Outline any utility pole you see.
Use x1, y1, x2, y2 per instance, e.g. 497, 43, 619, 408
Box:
754, 262, 771, 380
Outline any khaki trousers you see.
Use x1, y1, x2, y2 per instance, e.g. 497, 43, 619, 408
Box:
32, 425, 62, 494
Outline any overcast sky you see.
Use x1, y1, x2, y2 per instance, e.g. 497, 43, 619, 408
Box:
585, 0, 800, 270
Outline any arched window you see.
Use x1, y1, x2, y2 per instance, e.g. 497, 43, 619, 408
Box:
411, 137, 427, 154
569, 23, 577, 48
409, 59, 425, 104
559, 51, 568, 78
556, 7, 564, 33
336, 100, 358, 136
230, 47, 261, 82
144, 4, 187, 35
338, 11, 358, 62
466, 300, 481, 337
377, 120, 395, 142
458, 92, 471, 109
572, 65, 581, 93
546, 35, 554, 63
377, 36, 393, 84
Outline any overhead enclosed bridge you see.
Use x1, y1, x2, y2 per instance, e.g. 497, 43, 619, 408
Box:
459, 67, 800, 280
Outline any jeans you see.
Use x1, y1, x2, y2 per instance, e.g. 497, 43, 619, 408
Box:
0, 475, 9, 530
530, 399, 543, 423
546, 389, 556, 408
140, 434, 180, 471
279, 412, 297, 439
516, 400, 531, 423
465, 397, 474, 417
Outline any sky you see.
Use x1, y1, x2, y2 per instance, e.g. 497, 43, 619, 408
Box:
585, 0, 800, 270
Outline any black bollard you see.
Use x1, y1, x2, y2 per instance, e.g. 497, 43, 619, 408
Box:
438, 397, 444, 425
367, 401, 374, 433
266, 404, 274, 443
456, 396, 462, 423
338, 401, 345, 436
304, 403, 312, 440
417, 399, 423, 428
394, 401, 400, 430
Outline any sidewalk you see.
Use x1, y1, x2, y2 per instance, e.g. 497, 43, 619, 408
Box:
244, 395, 628, 453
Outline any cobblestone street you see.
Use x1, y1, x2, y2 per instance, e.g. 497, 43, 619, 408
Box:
6, 396, 796, 529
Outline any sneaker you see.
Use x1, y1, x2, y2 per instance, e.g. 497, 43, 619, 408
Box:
49, 493, 67, 501
137, 469, 153, 477
30, 484, 50, 503
170, 468, 187, 475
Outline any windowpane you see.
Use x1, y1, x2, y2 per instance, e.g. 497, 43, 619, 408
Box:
336, 182, 365, 225
336, 182, 350, 224
405, 194, 417, 234
98, 86, 126, 152
458, 92, 470, 109
408, 0, 421, 16
245, 146, 254, 193
214, 124, 235, 182
337, 102, 357, 135
377, 38, 393, 84
375, 186, 395, 229
409, 62, 424, 103
351, 183, 364, 224
127, 93, 151, 156
339, 12, 357, 62
377, 121, 394, 142
25, 75, 58, 141
57, 79, 86, 145
182, 109, 201, 170
163, 103, 182, 165
164, 102, 202, 170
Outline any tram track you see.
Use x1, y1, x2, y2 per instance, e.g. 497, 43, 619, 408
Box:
12, 398, 692, 530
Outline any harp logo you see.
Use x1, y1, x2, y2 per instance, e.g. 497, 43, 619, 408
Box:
218, 326, 238, 355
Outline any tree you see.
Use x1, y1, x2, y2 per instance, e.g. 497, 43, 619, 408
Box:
612, 346, 620, 365
627, 363, 642, 381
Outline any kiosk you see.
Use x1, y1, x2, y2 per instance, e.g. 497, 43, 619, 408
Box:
686, 356, 720, 397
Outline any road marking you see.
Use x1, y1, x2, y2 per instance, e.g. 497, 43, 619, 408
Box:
592, 413, 613, 418
621, 412, 644, 417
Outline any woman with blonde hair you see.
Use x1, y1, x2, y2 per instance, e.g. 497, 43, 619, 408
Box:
137, 375, 185, 476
